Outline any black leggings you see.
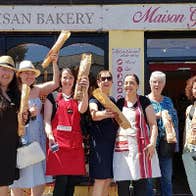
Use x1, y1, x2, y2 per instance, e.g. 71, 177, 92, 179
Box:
117, 179, 148, 196
53, 175, 76, 196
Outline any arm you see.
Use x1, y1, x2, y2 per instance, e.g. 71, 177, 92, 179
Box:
145, 104, 158, 159
89, 102, 116, 121
37, 53, 60, 96
44, 98, 55, 147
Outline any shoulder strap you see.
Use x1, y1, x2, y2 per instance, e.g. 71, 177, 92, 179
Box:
117, 98, 125, 111
50, 91, 59, 120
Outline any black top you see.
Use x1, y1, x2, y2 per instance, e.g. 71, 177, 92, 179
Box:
117, 95, 151, 123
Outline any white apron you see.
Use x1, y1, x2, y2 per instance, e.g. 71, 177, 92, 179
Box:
113, 98, 161, 181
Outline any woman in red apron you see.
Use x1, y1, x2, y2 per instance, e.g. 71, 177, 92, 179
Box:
44, 67, 89, 196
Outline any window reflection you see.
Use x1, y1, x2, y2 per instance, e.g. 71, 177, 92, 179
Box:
7, 43, 49, 82
59, 43, 104, 77
7, 42, 105, 83
147, 38, 196, 57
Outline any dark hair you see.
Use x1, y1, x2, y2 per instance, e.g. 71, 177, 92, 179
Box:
185, 75, 196, 102
0, 73, 20, 112
96, 70, 113, 81
124, 74, 140, 85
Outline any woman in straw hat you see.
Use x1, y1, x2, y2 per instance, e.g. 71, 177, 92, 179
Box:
0, 55, 21, 196
11, 53, 59, 196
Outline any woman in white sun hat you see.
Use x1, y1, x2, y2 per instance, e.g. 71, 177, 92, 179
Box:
11, 53, 60, 196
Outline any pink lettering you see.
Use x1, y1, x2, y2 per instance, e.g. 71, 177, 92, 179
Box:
189, 7, 196, 27
132, 6, 185, 24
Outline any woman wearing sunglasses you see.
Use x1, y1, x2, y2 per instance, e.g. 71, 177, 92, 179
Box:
88, 70, 118, 196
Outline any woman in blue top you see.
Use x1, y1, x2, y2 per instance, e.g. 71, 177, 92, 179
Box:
89, 70, 118, 196
147, 71, 179, 196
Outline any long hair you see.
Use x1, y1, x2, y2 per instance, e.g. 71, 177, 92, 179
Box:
185, 75, 196, 102
0, 73, 20, 112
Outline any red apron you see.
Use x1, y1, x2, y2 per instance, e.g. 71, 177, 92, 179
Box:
46, 94, 85, 176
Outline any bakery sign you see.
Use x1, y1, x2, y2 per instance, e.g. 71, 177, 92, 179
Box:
0, 4, 196, 30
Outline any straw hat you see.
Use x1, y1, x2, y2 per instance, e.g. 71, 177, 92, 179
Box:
0, 55, 16, 71
18, 60, 41, 78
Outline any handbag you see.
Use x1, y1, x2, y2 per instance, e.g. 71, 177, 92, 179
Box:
17, 141, 45, 169
158, 138, 176, 158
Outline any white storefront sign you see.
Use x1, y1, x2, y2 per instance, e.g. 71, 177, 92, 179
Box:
112, 48, 142, 100
0, 4, 196, 30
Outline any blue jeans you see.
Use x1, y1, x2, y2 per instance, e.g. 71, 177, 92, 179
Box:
147, 156, 173, 196
159, 156, 173, 196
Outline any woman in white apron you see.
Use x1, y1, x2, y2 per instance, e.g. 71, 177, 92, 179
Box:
113, 74, 161, 196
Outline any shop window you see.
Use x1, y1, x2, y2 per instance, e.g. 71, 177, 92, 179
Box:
45, 43, 104, 81
7, 42, 105, 83
147, 38, 196, 58
7, 43, 49, 83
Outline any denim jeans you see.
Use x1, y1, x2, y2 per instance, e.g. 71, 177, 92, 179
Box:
159, 156, 173, 196
147, 156, 173, 196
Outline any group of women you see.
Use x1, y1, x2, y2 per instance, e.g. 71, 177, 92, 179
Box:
0, 53, 195, 196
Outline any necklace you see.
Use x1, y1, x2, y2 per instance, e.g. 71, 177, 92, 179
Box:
62, 93, 72, 100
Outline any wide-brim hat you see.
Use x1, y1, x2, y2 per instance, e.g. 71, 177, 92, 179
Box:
18, 60, 41, 78
0, 55, 16, 71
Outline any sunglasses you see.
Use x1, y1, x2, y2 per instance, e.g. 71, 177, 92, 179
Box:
100, 76, 112, 82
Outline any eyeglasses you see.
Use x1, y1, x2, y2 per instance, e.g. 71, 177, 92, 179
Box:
100, 76, 112, 82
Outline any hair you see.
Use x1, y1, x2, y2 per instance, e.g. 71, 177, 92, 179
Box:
96, 70, 113, 81
124, 73, 140, 85
0, 73, 20, 112
185, 75, 196, 102
149, 71, 166, 84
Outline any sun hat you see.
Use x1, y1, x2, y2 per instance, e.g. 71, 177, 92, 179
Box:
0, 55, 16, 71
18, 60, 41, 78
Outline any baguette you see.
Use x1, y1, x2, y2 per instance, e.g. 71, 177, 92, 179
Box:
42, 31, 71, 68
74, 53, 92, 101
162, 110, 177, 143
92, 88, 131, 129
18, 84, 30, 136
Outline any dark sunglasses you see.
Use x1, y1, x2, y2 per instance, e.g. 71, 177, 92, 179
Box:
100, 76, 112, 82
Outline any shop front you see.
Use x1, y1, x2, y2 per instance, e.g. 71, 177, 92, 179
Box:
1, 1, 195, 194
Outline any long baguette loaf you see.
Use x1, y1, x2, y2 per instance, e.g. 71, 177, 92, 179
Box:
42, 31, 71, 68
74, 53, 92, 101
162, 110, 177, 143
18, 84, 30, 136
92, 88, 131, 129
